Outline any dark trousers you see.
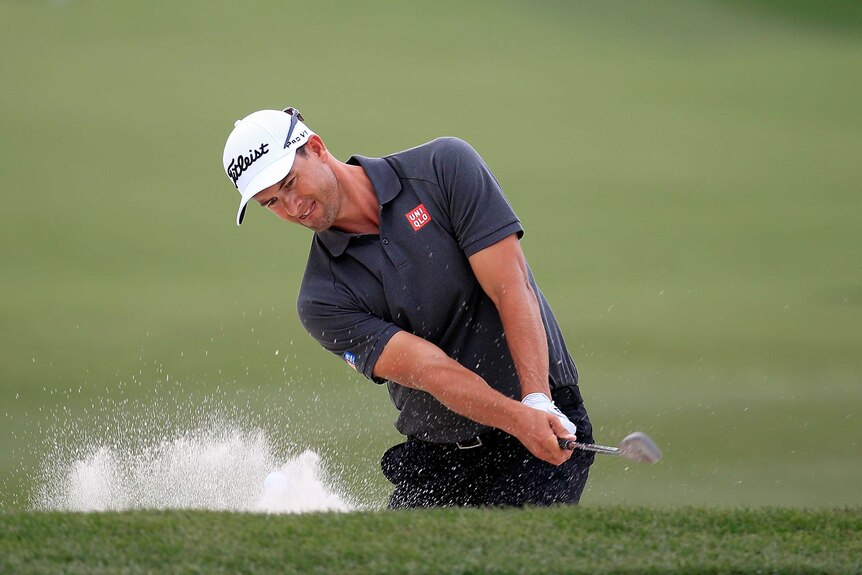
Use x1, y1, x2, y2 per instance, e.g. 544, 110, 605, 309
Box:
380, 389, 594, 508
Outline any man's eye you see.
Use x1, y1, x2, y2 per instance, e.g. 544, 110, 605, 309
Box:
265, 198, 276, 208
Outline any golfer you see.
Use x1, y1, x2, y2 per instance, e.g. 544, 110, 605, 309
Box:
222, 107, 594, 507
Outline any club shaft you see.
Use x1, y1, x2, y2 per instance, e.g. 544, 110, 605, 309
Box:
558, 438, 619, 455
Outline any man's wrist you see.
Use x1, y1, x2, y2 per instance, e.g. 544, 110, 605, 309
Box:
520, 382, 552, 400
497, 397, 531, 436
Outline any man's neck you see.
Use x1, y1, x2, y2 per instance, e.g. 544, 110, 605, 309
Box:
331, 162, 380, 234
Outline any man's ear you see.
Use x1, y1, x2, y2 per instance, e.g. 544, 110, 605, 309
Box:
305, 134, 328, 161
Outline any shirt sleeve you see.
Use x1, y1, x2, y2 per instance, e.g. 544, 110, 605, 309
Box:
434, 137, 524, 256
297, 275, 400, 383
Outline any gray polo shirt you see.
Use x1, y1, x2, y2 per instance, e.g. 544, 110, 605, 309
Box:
297, 137, 581, 443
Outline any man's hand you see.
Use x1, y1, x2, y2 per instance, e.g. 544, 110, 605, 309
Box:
509, 403, 575, 466
522, 393, 577, 435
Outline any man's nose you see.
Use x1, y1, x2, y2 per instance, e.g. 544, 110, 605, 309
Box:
284, 193, 303, 217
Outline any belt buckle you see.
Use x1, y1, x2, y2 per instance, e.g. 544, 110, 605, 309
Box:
455, 436, 483, 450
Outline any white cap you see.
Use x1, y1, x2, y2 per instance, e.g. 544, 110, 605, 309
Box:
222, 108, 314, 225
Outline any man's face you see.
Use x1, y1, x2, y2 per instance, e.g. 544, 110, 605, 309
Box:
252, 150, 340, 232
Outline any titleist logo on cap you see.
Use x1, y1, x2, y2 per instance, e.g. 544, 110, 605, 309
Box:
227, 143, 269, 187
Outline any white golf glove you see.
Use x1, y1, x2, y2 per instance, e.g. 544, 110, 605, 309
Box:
522, 392, 577, 435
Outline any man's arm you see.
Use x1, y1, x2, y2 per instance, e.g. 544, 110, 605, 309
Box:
372, 330, 572, 465
468, 234, 551, 399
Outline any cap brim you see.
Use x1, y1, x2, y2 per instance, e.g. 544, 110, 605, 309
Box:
235, 151, 298, 226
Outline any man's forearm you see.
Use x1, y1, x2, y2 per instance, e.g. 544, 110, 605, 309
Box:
466, 235, 552, 400
417, 361, 525, 434
374, 331, 523, 434
496, 279, 552, 399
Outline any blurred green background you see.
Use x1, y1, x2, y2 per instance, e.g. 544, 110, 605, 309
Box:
1, 0, 860, 510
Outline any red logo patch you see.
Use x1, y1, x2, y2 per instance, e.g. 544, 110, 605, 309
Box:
405, 204, 431, 231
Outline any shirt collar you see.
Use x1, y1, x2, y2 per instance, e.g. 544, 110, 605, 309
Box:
315, 155, 402, 257
347, 155, 402, 204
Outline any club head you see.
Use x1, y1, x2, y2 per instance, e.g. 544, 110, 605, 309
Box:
617, 432, 662, 463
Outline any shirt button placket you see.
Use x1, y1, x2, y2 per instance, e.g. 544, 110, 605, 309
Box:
380, 236, 408, 268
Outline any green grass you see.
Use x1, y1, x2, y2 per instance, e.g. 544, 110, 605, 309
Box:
2, 507, 860, 574
1, 0, 861, 511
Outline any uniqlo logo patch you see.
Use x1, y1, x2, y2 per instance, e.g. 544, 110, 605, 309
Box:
405, 204, 431, 231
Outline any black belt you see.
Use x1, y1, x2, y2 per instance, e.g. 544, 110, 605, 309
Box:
408, 430, 500, 450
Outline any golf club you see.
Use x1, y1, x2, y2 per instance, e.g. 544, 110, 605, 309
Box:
558, 431, 662, 463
